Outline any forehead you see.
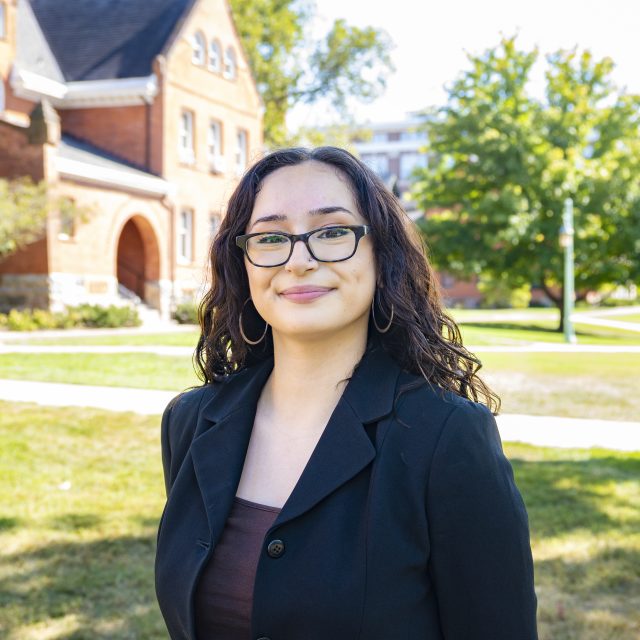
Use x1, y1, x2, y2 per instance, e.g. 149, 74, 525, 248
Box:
250, 161, 361, 222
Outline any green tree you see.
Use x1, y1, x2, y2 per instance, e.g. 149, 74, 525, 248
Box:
229, 0, 394, 147
0, 178, 89, 260
412, 37, 640, 330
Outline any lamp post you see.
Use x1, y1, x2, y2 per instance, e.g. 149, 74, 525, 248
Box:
559, 198, 577, 344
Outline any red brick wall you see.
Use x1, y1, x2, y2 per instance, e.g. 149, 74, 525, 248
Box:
0, 119, 45, 179
60, 105, 149, 169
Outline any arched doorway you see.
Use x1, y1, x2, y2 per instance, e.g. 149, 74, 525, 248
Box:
116, 215, 160, 306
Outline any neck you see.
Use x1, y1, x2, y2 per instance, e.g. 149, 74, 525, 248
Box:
264, 324, 371, 424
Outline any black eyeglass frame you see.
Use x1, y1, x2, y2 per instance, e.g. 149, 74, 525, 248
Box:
235, 224, 371, 267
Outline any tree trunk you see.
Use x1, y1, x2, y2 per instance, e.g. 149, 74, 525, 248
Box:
541, 279, 564, 332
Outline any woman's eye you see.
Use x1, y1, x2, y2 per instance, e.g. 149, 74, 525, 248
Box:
317, 227, 349, 239
256, 234, 288, 245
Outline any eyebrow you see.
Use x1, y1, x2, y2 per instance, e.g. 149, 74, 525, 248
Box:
249, 206, 355, 231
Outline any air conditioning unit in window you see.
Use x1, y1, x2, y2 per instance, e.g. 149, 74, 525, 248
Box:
209, 155, 226, 174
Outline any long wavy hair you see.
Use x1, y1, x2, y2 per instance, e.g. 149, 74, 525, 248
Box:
195, 146, 500, 414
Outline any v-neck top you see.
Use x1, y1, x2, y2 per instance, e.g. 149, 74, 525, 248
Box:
194, 496, 282, 639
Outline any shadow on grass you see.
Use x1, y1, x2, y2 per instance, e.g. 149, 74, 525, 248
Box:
464, 321, 561, 334
50, 512, 103, 531
0, 516, 21, 532
0, 533, 166, 639
536, 546, 640, 640
510, 456, 640, 539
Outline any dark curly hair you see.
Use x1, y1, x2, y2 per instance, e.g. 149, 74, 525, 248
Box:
195, 146, 500, 414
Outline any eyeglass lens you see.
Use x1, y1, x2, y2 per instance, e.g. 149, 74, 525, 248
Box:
246, 227, 357, 266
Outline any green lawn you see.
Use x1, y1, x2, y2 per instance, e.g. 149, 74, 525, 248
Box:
477, 352, 640, 421
0, 353, 200, 391
459, 320, 640, 346
2, 350, 638, 421
1, 331, 200, 347
0, 402, 637, 639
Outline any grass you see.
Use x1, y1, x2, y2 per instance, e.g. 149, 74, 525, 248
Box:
0, 402, 638, 639
459, 320, 640, 346
2, 350, 638, 421
0, 331, 200, 347
0, 353, 200, 391
477, 352, 640, 421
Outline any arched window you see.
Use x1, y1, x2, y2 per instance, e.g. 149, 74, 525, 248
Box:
223, 47, 237, 80
208, 38, 221, 73
191, 31, 206, 65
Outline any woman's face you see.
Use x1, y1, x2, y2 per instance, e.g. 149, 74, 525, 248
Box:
243, 160, 377, 343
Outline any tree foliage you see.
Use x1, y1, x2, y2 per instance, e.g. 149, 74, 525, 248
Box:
412, 37, 640, 328
229, 0, 394, 147
0, 178, 89, 260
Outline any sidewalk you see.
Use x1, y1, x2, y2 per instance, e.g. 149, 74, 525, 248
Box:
1, 378, 638, 451
2, 343, 639, 355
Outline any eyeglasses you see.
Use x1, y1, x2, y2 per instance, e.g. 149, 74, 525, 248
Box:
235, 224, 371, 267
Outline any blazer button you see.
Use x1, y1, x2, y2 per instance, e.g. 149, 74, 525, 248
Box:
266, 539, 285, 558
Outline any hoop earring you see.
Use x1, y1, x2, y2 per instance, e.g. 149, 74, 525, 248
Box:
371, 289, 394, 333
239, 297, 269, 345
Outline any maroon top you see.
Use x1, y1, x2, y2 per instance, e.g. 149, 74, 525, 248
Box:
195, 496, 282, 639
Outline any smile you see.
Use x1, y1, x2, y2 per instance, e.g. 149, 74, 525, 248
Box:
279, 288, 335, 303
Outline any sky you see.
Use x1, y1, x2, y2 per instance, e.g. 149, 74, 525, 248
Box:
287, 0, 640, 130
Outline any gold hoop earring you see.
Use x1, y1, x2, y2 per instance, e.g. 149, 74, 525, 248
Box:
371, 289, 394, 333
239, 297, 269, 345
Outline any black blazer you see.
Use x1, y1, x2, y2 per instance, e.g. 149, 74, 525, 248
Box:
155, 344, 538, 640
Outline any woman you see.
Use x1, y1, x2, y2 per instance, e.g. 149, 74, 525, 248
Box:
155, 147, 538, 640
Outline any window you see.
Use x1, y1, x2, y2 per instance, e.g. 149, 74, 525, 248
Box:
192, 31, 206, 65
235, 128, 248, 175
399, 152, 427, 179
0, 78, 4, 113
208, 38, 221, 72
0, 3, 5, 39
178, 209, 194, 262
207, 120, 225, 173
179, 110, 195, 164
210, 213, 221, 239
361, 153, 390, 179
58, 197, 77, 240
223, 47, 237, 79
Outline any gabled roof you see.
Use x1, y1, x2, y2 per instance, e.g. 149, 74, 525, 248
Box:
28, 0, 196, 81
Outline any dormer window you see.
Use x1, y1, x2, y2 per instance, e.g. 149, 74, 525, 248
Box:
208, 38, 221, 73
223, 47, 237, 80
192, 31, 206, 65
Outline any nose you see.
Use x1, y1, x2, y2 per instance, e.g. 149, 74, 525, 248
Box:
285, 238, 317, 272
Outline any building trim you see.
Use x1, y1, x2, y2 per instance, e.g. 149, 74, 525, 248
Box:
55, 156, 175, 197
10, 67, 159, 108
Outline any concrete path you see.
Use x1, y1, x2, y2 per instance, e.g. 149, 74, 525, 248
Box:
1, 378, 638, 451
0, 323, 197, 342
1, 343, 639, 355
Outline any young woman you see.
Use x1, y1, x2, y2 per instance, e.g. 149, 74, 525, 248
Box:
155, 147, 538, 640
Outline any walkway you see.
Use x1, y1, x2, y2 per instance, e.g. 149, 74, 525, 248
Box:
0, 378, 638, 452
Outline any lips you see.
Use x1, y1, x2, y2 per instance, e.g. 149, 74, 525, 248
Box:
280, 286, 333, 295
279, 285, 335, 303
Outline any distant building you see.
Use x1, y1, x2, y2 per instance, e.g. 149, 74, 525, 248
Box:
351, 117, 428, 214
349, 117, 483, 308
0, 0, 263, 319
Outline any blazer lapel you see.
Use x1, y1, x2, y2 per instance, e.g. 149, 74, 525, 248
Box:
190, 356, 274, 544
274, 345, 402, 527
189, 344, 403, 541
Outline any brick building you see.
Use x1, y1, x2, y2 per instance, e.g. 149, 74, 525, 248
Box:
0, 0, 262, 319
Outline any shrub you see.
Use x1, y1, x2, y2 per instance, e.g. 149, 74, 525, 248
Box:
173, 301, 198, 325
68, 304, 141, 328
0, 304, 141, 331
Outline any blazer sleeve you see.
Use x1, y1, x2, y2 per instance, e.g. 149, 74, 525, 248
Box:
160, 394, 181, 498
426, 401, 538, 639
